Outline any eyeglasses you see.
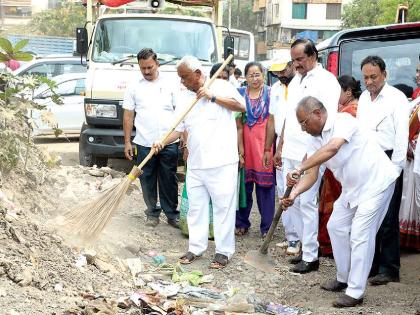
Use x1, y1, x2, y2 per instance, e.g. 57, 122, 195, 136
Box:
246, 73, 262, 79
299, 112, 313, 128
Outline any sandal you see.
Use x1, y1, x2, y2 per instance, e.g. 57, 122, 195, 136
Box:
179, 251, 200, 264
209, 253, 228, 269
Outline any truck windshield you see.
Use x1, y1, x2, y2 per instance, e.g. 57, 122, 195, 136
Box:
92, 17, 217, 63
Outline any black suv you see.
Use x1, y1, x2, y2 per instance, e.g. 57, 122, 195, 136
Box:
317, 22, 420, 93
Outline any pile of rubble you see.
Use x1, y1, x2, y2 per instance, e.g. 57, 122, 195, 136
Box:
0, 166, 306, 315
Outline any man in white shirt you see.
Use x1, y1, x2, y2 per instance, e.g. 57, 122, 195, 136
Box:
229, 63, 241, 88
123, 48, 180, 228
283, 96, 398, 308
263, 60, 299, 254
357, 55, 409, 286
153, 56, 245, 269
279, 39, 341, 273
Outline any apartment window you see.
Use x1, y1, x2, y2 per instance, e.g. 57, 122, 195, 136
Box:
326, 3, 341, 20
292, 3, 307, 19
274, 4, 279, 17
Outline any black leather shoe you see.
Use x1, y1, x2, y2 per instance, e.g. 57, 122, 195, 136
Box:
369, 273, 399, 286
288, 253, 302, 265
321, 279, 348, 292
167, 218, 180, 229
333, 294, 363, 308
290, 260, 319, 273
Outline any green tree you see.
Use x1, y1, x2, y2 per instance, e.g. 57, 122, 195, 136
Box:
28, 1, 85, 37
161, 5, 207, 17
222, 0, 256, 32
378, 0, 420, 24
342, 0, 382, 28
342, 0, 420, 28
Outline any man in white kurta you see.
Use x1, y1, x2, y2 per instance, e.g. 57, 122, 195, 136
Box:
280, 39, 341, 273
283, 96, 398, 308
153, 56, 245, 268
263, 60, 299, 254
357, 55, 409, 285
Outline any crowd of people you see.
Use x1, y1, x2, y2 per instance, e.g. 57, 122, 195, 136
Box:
122, 42, 420, 308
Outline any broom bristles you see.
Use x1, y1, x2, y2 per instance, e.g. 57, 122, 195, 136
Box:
64, 177, 132, 240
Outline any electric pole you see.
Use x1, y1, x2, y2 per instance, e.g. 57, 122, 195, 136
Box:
228, 0, 231, 28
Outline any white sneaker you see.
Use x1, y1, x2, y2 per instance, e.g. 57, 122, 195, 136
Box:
275, 241, 289, 248
286, 240, 301, 255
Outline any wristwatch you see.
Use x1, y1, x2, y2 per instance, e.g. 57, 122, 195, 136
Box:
295, 167, 304, 175
210, 95, 216, 103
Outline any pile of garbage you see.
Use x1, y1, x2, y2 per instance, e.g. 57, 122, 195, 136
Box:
65, 249, 304, 315
0, 166, 310, 315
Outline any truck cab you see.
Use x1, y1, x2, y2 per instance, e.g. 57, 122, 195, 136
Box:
317, 22, 420, 94
79, 13, 219, 167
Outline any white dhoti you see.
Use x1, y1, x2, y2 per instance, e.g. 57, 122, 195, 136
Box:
277, 166, 299, 242
186, 163, 238, 259
328, 181, 395, 299
282, 158, 321, 262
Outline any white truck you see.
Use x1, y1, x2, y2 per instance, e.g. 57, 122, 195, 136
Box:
75, 1, 229, 166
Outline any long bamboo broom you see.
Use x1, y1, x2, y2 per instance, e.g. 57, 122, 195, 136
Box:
65, 55, 234, 240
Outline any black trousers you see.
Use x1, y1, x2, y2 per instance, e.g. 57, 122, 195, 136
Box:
371, 150, 403, 277
136, 143, 179, 220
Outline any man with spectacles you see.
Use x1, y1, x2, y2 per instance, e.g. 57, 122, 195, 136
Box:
263, 59, 299, 255
277, 39, 341, 274
283, 96, 398, 308
357, 55, 409, 286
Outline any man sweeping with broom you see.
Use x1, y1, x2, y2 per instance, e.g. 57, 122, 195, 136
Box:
153, 56, 245, 269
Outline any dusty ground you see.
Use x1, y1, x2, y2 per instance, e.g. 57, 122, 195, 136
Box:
0, 137, 418, 315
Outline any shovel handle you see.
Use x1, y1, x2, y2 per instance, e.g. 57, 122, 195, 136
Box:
259, 175, 299, 255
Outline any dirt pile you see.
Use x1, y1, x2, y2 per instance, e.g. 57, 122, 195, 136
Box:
0, 162, 419, 315
0, 167, 133, 314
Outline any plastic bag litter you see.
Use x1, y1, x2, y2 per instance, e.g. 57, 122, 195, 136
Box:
172, 270, 203, 286
179, 285, 225, 301
266, 302, 299, 315
148, 281, 180, 297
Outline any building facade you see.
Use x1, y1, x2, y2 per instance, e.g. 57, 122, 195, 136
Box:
0, 0, 58, 30
254, 0, 350, 60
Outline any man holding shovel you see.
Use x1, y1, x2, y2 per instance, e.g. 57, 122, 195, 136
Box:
282, 96, 398, 308
153, 56, 245, 269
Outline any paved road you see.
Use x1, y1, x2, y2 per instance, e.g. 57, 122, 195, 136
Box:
34, 136, 133, 172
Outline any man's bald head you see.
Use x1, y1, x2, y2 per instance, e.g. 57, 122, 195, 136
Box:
296, 96, 327, 136
297, 96, 327, 114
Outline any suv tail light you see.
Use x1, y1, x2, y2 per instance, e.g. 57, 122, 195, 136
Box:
326, 51, 339, 77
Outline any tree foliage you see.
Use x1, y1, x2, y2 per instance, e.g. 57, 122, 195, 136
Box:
222, 0, 257, 33
342, 0, 420, 29
161, 5, 207, 17
341, 0, 381, 28
0, 38, 33, 62
28, 1, 85, 37
378, 0, 420, 24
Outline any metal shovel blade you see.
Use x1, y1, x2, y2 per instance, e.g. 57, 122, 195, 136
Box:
243, 249, 276, 273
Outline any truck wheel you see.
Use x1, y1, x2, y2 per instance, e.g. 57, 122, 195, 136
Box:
79, 142, 108, 167
79, 123, 108, 167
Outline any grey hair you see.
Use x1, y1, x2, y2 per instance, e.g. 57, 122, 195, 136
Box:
297, 96, 326, 113
176, 56, 203, 72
